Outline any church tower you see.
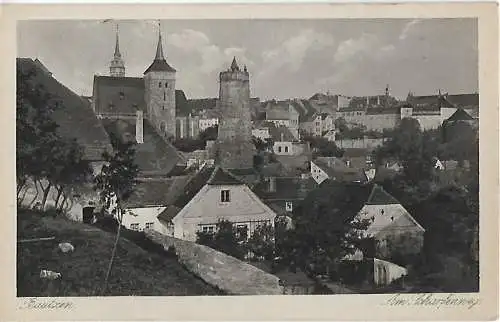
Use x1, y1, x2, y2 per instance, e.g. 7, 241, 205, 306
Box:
144, 25, 177, 138
215, 57, 256, 169
109, 25, 125, 77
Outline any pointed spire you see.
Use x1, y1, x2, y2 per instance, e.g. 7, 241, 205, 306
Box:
155, 23, 165, 61
114, 23, 121, 58
231, 56, 239, 71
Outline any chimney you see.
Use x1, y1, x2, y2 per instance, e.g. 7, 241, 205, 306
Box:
366, 97, 369, 106
281, 132, 284, 142
269, 177, 277, 193
136, 110, 144, 144
377, 96, 380, 106
346, 160, 351, 168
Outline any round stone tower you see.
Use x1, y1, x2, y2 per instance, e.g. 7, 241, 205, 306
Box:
143, 27, 177, 139
215, 57, 256, 169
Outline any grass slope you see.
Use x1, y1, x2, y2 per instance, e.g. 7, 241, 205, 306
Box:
17, 209, 221, 296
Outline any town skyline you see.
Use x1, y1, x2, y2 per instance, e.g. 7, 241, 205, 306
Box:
17, 18, 478, 101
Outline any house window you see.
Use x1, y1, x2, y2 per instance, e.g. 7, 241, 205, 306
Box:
130, 223, 140, 231
201, 225, 215, 234
145, 222, 154, 229
285, 201, 293, 212
278, 146, 282, 153
221, 189, 230, 203
159, 82, 162, 88
284, 146, 289, 153
165, 82, 168, 88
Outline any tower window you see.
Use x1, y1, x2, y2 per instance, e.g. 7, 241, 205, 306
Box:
159, 82, 162, 88
165, 82, 168, 88
164, 92, 166, 101
119, 91, 125, 99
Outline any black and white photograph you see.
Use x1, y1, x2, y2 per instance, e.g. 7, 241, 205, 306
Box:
9, 3, 498, 319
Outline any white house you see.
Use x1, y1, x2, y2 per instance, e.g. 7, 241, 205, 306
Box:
157, 165, 278, 242
120, 176, 191, 233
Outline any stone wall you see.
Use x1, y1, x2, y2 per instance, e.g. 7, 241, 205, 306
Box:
145, 230, 284, 295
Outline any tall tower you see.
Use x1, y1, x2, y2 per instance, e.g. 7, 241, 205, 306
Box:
109, 24, 125, 77
215, 57, 256, 169
144, 24, 177, 138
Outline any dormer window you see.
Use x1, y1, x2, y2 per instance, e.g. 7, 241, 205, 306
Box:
119, 91, 125, 100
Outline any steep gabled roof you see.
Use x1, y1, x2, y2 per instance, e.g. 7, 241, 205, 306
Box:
207, 166, 244, 185
253, 176, 317, 202
366, 184, 400, 205
101, 118, 185, 176
446, 108, 474, 122
123, 176, 191, 208
17, 58, 112, 161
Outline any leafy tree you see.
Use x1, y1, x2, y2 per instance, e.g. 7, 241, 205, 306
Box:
94, 131, 139, 295
301, 134, 343, 158
247, 222, 275, 260
16, 65, 61, 204
373, 118, 437, 183
280, 181, 371, 277
196, 220, 246, 260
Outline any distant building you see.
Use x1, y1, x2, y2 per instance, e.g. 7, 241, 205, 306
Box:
310, 157, 369, 184
264, 100, 300, 139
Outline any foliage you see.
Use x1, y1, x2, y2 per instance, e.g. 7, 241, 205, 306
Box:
246, 222, 276, 260
301, 134, 344, 158
252, 136, 274, 152
172, 125, 219, 152
196, 220, 247, 260
94, 132, 139, 214
279, 181, 371, 276
373, 118, 438, 184
93, 131, 139, 295
16, 64, 91, 210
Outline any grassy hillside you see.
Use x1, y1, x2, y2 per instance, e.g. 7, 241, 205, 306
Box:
17, 209, 222, 296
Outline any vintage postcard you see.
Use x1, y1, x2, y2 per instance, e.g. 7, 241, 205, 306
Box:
0, 2, 498, 321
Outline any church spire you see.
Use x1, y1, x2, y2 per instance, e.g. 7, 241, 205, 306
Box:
114, 24, 121, 58
155, 23, 165, 61
143, 21, 176, 74
109, 22, 125, 77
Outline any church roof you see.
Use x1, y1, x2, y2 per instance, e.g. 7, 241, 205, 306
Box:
144, 59, 176, 74
92, 75, 187, 116
17, 58, 112, 161
144, 31, 176, 74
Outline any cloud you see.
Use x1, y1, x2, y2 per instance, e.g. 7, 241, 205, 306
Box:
399, 19, 422, 40
261, 28, 335, 73
167, 29, 253, 75
333, 33, 378, 64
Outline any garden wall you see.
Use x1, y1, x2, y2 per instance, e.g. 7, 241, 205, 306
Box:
145, 230, 284, 295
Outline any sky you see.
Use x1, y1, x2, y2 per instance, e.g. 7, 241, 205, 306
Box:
17, 18, 478, 100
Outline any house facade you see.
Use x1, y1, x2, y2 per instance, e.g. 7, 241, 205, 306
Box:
157, 166, 278, 242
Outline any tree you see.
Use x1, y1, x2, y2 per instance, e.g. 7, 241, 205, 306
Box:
196, 220, 247, 260
281, 181, 371, 277
94, 132, 139, 295
374, 118, 437, 184
247, 222, 275, 260
301, 134, 343, 158
199, 124, 218, 143
16, 65, 61, 204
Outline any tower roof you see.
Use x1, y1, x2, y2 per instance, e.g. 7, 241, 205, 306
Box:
144, 28, 176, 74
230, 56, 240, 71
114, 27, 122, 58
